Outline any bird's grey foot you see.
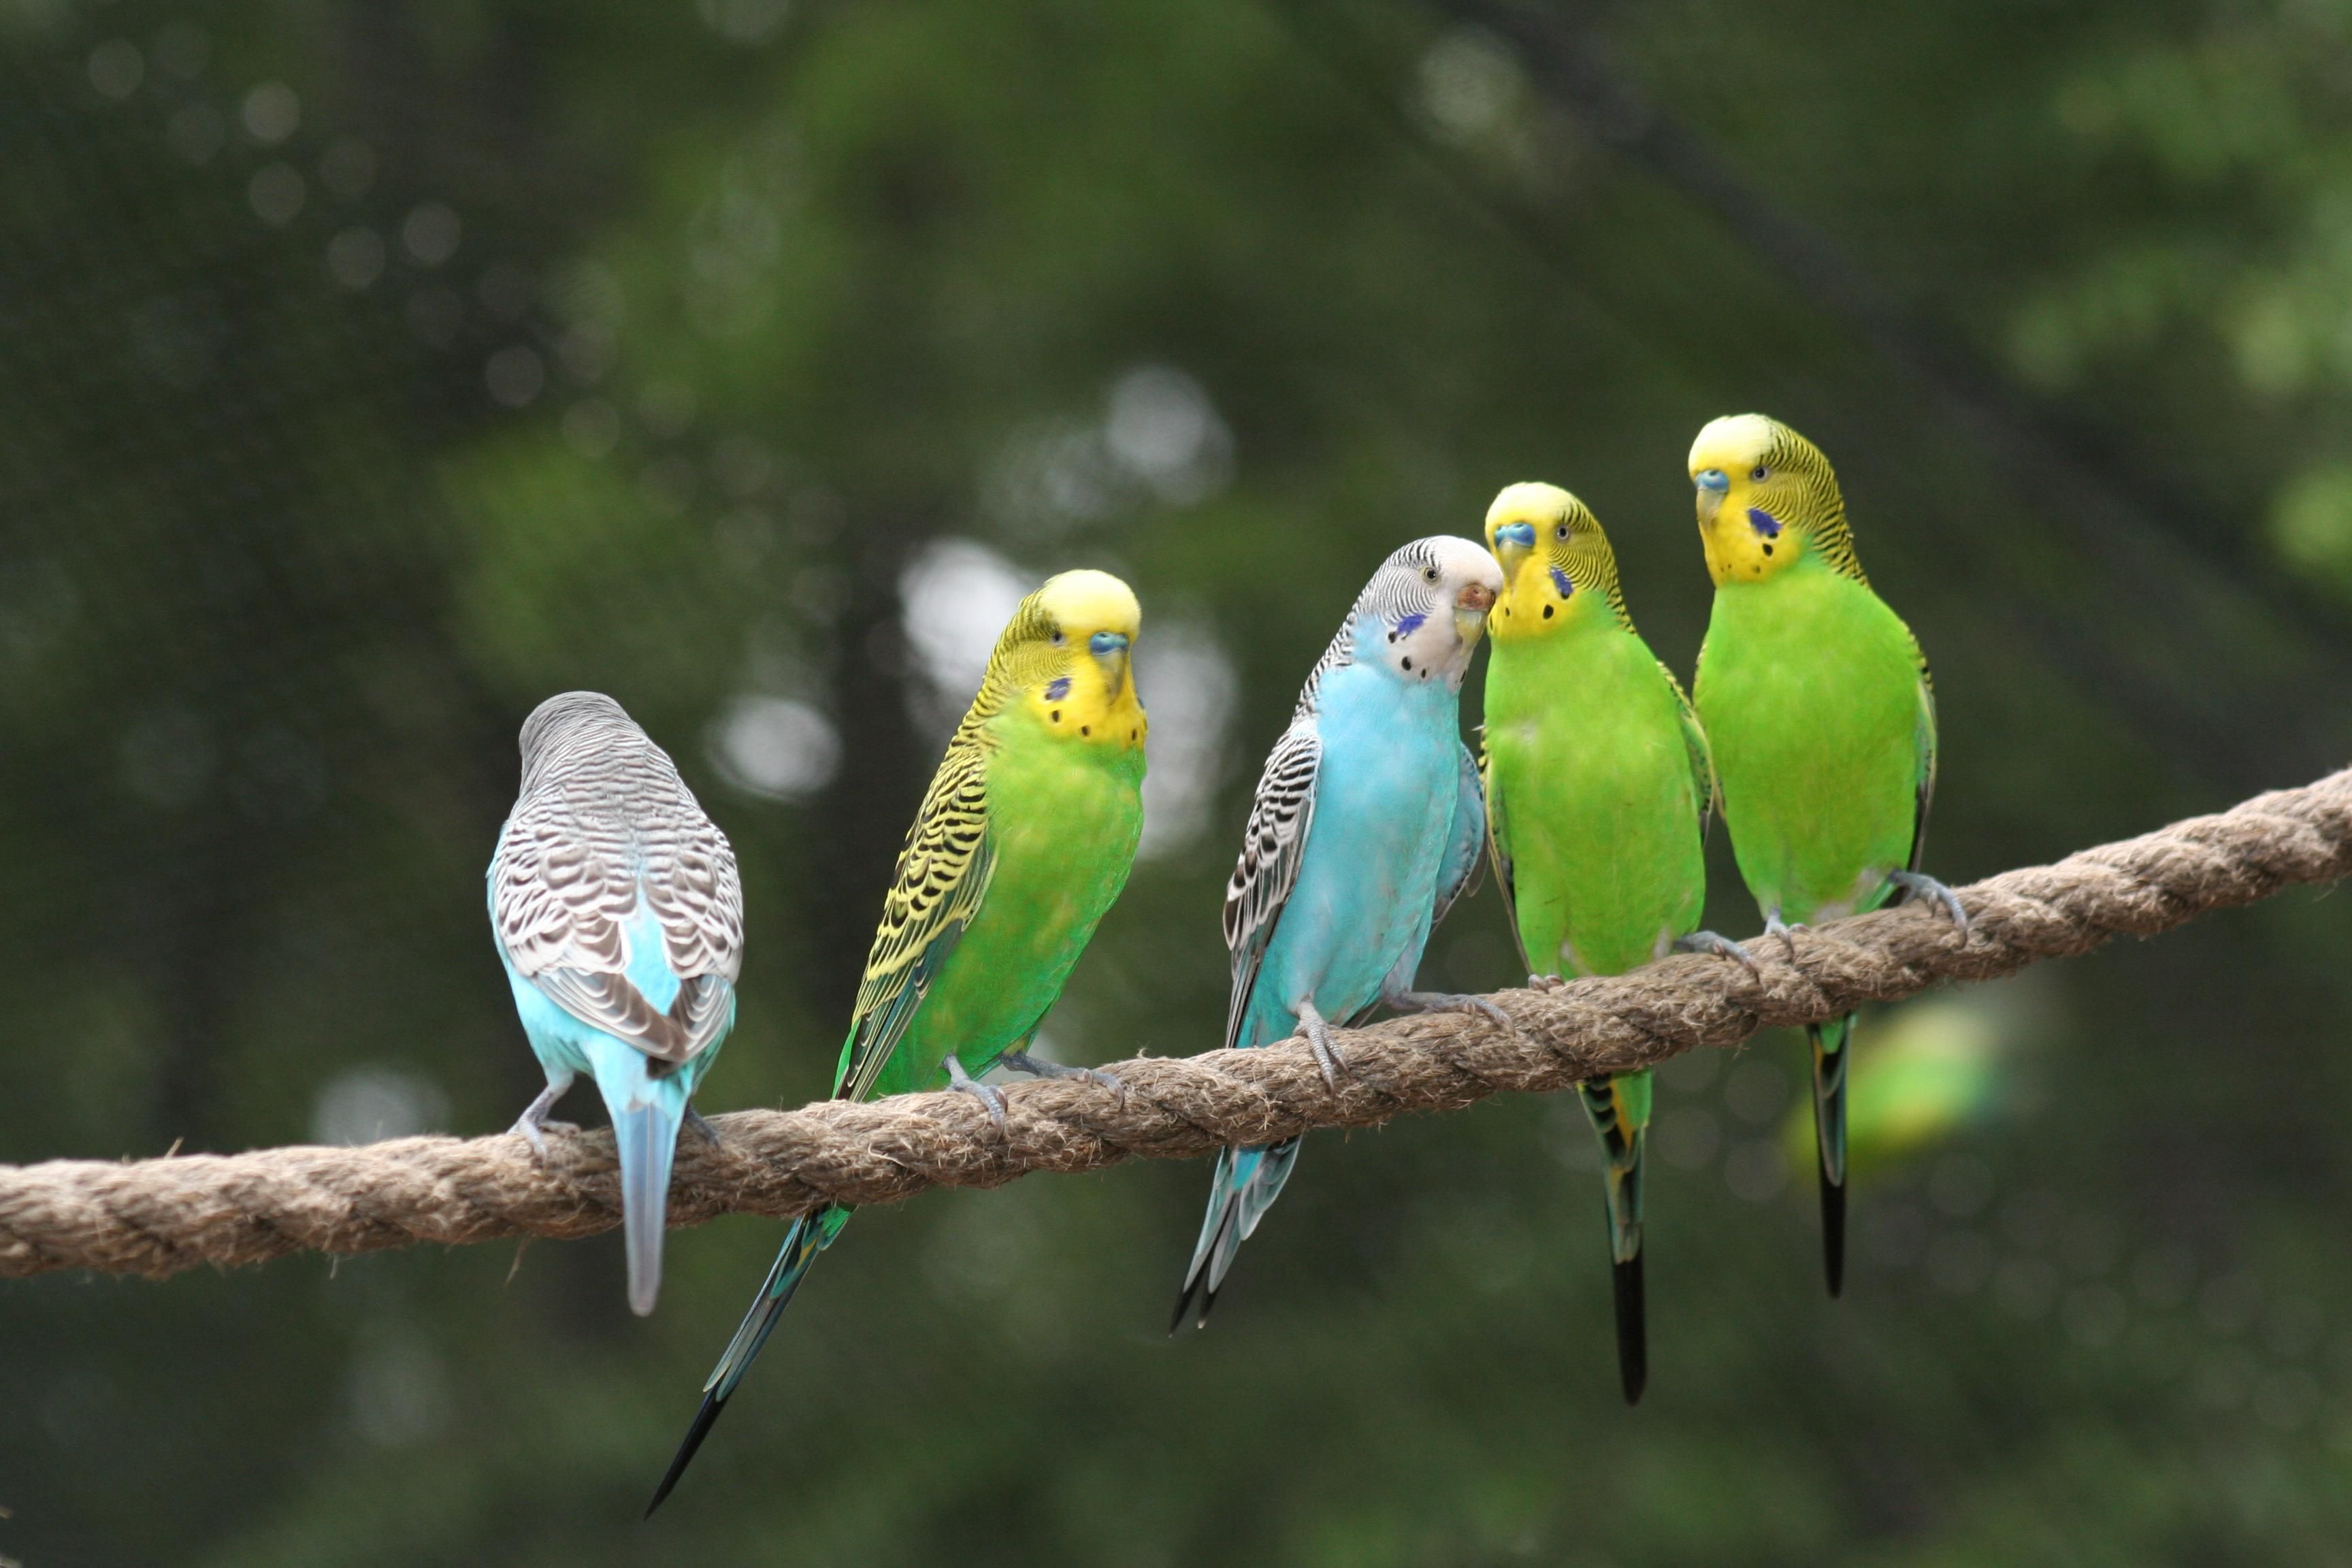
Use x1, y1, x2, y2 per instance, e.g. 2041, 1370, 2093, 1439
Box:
508, 1081, 570, 1160
1889, 870, 1972, 936
1527, 973, 1566, 993
997, 1048, 1124, 1098
1676, 929, 1759, 973
1296, 1000, 1348, 1091
683, 1105, 723, 1147
943, 1052, 1008, 1128
1387, 986, 1514, 1032
1765, 908, 1805, 957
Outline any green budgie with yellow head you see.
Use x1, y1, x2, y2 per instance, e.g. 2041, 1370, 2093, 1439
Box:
1686, 414, 1965, 1298
1481, 483, 1748, 1404
647, 569, 1147, 1514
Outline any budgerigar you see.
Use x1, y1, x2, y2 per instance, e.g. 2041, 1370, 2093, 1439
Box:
1480, 483, 1749, 1403
491, 691, 744, 1319
1171, 536, 1505, 1330
1686, 414, 1964, 1296
647, 570, 1146, 1514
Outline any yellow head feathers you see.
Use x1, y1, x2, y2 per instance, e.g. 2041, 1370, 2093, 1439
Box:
977, 568, 1146, 750
1687, 413, 1865, 587
1482, 481, 1631, 640
1032, 568, 1141, 644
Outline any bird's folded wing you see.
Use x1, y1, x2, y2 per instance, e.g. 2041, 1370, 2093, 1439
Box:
839, 734, 997, 1102
1664, 663, 1721, 847
1222, 721, 1321, 1052
1477, 730, 1530, 976
1910, 651, 1938, 873
528, 967, 734, 1066
493, 781, 744, 1066
1430, 740, 1488, 930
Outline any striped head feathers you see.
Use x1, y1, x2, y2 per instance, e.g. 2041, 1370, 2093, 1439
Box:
976, 568, 1147, 750
518, 691, 654, 784
1484, 482, 1633, 642
1343, 535, 1503, 695
1688, 414, 1867, 587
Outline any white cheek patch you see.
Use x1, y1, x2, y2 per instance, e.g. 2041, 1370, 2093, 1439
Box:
1390, 618, 1457, 681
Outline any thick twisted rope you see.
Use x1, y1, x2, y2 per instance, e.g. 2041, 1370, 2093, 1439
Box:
6, 767, 2350, 1282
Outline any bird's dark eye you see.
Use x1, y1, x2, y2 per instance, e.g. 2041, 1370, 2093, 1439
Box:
1049, 630, 1065, 645
1554, 523, 1569, 540
1422, 566, 1439, 583
1750, 466, 1768, 482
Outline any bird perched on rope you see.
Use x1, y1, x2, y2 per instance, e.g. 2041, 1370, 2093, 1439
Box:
647, 569, 1147, 1515
1479, 483, 1750, 1403
490, 691, 743, 1319
1686, 414, 1964, 1297
1171, 536, 1505, 1331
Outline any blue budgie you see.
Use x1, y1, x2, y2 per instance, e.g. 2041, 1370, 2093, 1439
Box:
490, 691, 744, 1317
1171, 536, 1505, 1330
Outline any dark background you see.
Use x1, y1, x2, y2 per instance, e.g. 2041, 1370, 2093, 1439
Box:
6, 0, 2352, 1561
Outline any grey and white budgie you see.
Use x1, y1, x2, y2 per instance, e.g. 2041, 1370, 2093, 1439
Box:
489, 691, 744, 1316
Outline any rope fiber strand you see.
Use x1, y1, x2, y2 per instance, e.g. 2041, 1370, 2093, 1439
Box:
6, 766, 2351, 1283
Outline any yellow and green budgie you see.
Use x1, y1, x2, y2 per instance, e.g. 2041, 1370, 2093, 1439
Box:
647, 570, 1147, 1513
1686, 414, 1965, 1298
1480, 483, 1749, 1404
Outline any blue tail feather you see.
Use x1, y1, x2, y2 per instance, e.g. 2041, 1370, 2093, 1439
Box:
577, 1030, 694, 1318
1171, 1137, 1301, 1331
612, 1100, 683, 1318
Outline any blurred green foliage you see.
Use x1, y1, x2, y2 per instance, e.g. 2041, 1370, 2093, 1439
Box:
7, 0, 2352, 1561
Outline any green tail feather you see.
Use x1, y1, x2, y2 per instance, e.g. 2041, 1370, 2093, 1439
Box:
647, 1203, 850, 1516
1809, 1015, 1851, 1298
1580, 1069, 1651, 1403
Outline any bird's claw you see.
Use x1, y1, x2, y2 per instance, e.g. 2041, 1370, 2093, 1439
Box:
684, 1106, 723, 1147
508, 1081, 575, 1162
1295, 1004, 1348, 1092
1468, 996, 1514, 1030
1889, 870, 1971, 937
508, 1117, 578, 1161
998, 1048, 1126, 1103
1527, 973, 1566, 994
1388, 988, 1514, 1032
943, 1053, 1008, 1130
1765, 909, 1805, 958
1676, 929, 1759, 973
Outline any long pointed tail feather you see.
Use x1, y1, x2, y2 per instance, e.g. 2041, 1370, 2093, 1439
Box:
1170, 1138, 1301, 1332
646, 1205, 846, 1517
1580, 1071, 1650, 1405
1612, 1255, 1646, 1405
612, 1101, 684, 1318
1810, 1014, 1852, 1298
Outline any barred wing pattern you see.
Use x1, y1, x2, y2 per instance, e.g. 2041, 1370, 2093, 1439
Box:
838, 732, 997, 1102
1222, 721, 1320, 1053
493, 700, 743, 1066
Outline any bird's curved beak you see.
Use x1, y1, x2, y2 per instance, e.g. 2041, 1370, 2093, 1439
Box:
1454, 581, 1496, 644
1088, 630, 1132, 684
1490, 521, 1536, 575
1693, 468, 1730, 525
